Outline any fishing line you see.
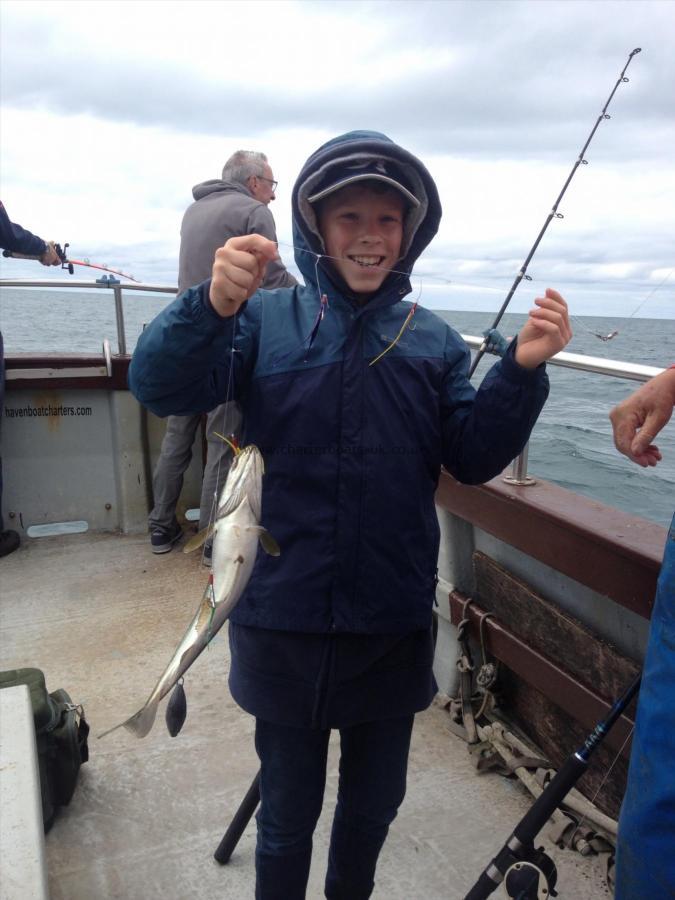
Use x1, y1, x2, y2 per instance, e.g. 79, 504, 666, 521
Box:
263, 254, 331, 367
202, 285, 241, 564
567, 724, 635, 850
279, 240, 520, 301
282, 238, 605, 361
557, 268, 673, 343
279, 239, 522, 295
467, 47, 642, 377
276, 244, 665, 353
569, 314, 620, 343
626, 267, 674, 320
550, 269, 673, 342
278, 239, 414, 283
279, 242, 416, 286
278, 241, 668, 309
305, 253, 330, 357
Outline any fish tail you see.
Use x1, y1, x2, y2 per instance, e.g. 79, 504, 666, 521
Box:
97, 701, 159, 740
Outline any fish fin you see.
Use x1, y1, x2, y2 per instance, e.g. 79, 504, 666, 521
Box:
183, 525, 214, 554
97, 701, 159, 740
250, 526, 281, 557
165, 681, 187, 737
96, 721, 124, 740
216, 491, 247, 519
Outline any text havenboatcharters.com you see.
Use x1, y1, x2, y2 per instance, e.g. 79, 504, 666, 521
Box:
5, 404, 93, 418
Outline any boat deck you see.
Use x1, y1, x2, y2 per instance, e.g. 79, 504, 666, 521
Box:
0, 531, 612, 899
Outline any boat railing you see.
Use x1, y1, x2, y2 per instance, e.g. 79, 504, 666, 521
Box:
2, 278, 665, 484
459, 336, 664, 485
459, 334, 663, 383
0, 278, 177, 356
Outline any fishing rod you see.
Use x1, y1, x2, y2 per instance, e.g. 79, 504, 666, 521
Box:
2, 241, 140, 282
464, 672, 641, 900
468, 47, 642, 378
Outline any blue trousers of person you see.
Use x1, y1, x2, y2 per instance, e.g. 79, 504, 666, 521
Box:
615, 513, 675, 899
254, 714, 414, 900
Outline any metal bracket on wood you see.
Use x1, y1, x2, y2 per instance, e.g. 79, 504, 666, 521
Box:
503, 442, 536, 486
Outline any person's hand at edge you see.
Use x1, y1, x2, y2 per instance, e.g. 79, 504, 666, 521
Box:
40, 241, 61, 266
609, 367, 675, 467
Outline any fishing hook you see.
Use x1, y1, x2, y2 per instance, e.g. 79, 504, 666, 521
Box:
468, 47, 642, 378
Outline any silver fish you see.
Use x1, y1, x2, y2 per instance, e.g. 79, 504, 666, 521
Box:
99, 445, 278, 739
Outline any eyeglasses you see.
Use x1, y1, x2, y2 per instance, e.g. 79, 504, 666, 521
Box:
255, 175, 278, 191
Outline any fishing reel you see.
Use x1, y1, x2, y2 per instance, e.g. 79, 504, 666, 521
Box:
57, 242, 74, 274
504, 846, 557, 899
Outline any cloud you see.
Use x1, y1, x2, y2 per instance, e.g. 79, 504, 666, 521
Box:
2, 1, 673, 160
1, 0, 673, 318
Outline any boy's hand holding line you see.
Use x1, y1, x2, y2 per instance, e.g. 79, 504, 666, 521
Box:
209, 234, 280, 317
514, 288, 572, 370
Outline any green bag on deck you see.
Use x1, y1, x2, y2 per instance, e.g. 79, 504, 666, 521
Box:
0, 668, 89, 831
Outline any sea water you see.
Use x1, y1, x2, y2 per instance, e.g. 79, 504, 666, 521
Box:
441, 310, 675, 530
1, 287, 674, 528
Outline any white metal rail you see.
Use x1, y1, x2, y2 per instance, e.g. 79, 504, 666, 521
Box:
1, 279, 663, 385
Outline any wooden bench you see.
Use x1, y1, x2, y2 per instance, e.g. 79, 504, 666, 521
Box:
0, 684, 49, 900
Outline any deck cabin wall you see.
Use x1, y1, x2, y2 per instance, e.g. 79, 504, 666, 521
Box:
3, 362, 203, 537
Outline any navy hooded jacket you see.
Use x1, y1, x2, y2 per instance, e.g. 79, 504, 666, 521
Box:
129, 131, 549, 638
0, 202, 49, 257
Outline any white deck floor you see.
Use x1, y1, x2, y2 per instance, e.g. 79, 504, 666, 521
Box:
0, 532, 612, 899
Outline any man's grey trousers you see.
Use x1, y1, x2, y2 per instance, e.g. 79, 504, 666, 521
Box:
149, 402, 242, 533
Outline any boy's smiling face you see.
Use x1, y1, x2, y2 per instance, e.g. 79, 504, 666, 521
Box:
316, 183, 405, 298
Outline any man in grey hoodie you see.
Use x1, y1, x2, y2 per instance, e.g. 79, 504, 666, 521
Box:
148, 151, 297, 556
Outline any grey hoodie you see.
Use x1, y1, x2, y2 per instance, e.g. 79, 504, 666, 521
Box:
177, 179, 297, 293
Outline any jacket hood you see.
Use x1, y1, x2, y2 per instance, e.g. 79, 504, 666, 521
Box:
192, 179, 254, 202
291, 130, 442, 298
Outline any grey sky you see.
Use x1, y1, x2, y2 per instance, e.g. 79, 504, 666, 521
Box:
1, 0, 673, 320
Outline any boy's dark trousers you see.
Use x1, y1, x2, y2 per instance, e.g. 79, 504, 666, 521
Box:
254, 713, 415, 900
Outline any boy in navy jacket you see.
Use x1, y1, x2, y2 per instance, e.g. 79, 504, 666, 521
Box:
129, 131, 571, 899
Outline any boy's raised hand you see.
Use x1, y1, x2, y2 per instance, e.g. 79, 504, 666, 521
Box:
514, 289, 572, 370
209, 234, 280, 317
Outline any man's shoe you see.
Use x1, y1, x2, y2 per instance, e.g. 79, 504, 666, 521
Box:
150, 521, 183, 554
0, 530, 20, 558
